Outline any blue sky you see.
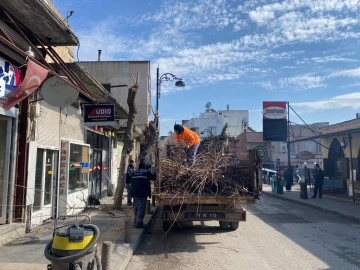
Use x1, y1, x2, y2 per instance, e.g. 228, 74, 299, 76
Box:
53, 0, 360, 136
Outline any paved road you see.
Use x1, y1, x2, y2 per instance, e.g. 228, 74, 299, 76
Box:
126, 195, 360, 270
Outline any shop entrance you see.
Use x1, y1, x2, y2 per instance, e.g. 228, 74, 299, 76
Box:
30, 147, 59, 225
0, 117, 11, 224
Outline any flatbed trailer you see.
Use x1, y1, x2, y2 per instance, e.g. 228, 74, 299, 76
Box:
155, 193, 257, 230
155, 149, 262, 231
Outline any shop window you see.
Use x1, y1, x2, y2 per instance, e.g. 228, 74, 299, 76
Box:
69, 144, 89, 193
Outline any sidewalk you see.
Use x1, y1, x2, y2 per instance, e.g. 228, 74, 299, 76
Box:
0, 195, 158, 270
262, 184, 360, 222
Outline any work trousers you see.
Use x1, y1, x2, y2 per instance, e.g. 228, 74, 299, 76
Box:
187, 143, 200, 165
126, 184, 132, 204
133, 197, 147, 226
313, 181, 323, 198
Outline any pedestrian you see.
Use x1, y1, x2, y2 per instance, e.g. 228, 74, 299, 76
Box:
126, 160, 135, 206
129, 159, 156, 228
284, 167, 293, 191
311, 164, 324, 199
173, 124, 200, 165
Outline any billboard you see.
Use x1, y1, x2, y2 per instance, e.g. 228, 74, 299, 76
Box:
263, 101, 287, 141
83, 104, 116, 126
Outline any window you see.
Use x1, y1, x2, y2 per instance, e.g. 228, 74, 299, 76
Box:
68, 144, 89, 193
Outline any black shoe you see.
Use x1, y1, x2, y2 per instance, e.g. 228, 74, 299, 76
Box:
311, 196, 316, 199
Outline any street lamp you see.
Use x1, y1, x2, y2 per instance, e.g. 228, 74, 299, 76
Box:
156, 67, 185, 126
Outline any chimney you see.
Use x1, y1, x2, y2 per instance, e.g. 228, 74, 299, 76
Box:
227, 104, 230, 111
98, 50, 102, 61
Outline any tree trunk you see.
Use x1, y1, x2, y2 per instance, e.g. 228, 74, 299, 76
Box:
114, 84, 138, 208
137, 118, 158, 162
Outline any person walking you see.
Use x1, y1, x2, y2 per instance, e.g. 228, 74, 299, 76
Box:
284, 167, 293, 191
129, 160, 156, 228
173, 124, 200, 165
311, 164, 324, 199
126, 159, 135, 206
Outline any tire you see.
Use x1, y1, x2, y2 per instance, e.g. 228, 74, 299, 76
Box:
163, 221, 171, 231
219, 221, 230, 229
230, 221, 239, 230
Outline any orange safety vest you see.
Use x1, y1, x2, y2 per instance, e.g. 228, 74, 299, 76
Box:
175, 127, 200, 146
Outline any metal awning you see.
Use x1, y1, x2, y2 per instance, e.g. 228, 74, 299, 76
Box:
290, 127, 360, 143
62, 63, 128, 119
0, 0, 78, 46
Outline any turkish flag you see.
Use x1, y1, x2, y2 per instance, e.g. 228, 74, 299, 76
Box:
0, 59, 49, 110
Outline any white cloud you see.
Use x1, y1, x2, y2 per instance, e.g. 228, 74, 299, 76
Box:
293, 92, 360, 111
72, 0, 360, 96
278, 75, 325, 90
329, 68, 360, 78
297, 55, 357, 64
140, 0, 245, 32
249, 9, 275, 25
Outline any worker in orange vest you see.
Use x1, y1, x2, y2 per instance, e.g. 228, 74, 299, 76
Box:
174, 124, 200, 165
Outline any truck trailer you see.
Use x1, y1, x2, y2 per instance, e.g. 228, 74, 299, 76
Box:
155, 149, 262, 231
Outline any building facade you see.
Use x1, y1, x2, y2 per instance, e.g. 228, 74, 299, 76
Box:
184, 107, 249, 139
0, 1, 129, 227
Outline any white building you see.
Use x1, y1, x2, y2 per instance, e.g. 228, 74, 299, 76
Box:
184, 106, 249, 138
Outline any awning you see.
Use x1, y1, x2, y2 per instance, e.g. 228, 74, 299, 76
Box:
0, 36, 95, 102
0, 1, 79, 46
59, 63, 128, 119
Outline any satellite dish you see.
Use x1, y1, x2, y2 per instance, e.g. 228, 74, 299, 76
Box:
41, 76, 79, 107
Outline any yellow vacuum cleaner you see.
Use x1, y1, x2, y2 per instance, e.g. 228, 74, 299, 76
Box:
44, 216, 101, 270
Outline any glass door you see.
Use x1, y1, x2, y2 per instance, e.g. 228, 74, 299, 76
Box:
33, 149, 58, 223
0, 117, 10, 224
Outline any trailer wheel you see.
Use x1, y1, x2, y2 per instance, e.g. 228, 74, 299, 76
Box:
163, 221, 171, 231
219, 221, 230, 229
230, 221, 239, 230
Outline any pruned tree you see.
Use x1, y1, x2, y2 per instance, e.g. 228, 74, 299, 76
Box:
114, 73, 139, 208
137, 117, 158, 162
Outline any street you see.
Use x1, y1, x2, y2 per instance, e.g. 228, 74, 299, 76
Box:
127, 195, 360, 270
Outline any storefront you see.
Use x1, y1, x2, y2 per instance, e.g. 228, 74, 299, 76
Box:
0, 57, 20, 224
58, 141, 90, 216
0, 110, 17, 224
27, 142, 59, 225
86, 128, 112, 199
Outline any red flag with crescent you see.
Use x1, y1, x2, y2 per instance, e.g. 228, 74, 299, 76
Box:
0, 59, 49, 110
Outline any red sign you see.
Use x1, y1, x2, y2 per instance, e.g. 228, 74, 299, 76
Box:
0, 59, 48, 110
263, 101, 287, 119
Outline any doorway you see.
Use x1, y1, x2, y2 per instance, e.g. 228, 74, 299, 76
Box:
0, 117, 11, 224
32, 148, 58, 224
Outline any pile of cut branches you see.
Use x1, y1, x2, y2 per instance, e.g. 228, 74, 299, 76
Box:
160, 141, 257, 197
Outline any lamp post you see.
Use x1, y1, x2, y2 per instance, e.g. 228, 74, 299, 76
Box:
155, 67, 185, 196
156, 67, 185, 127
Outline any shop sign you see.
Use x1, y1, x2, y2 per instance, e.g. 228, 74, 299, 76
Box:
59, 141, 69, 195
263, 101, 287, 141
0, 58, 22, 98
254, 145, 267, 160
297, 151, 313, 160
263, 101, 287, 119
83, 104, 116, 126
0, 59, 48, 110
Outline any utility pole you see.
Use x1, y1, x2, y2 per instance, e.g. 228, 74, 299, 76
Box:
287, 101, 291, 168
